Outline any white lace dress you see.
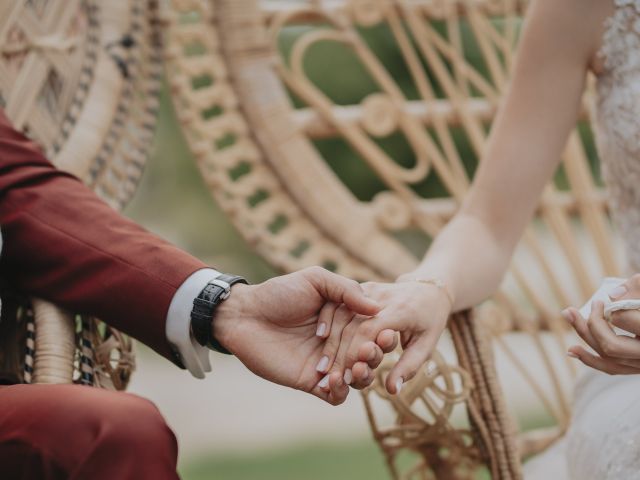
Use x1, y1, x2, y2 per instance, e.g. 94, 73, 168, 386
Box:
524, 1, 640, 479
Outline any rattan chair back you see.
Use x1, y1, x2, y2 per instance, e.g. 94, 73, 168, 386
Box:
165, 1, 618, 478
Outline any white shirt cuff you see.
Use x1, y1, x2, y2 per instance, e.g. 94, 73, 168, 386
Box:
166, 268, 221, 378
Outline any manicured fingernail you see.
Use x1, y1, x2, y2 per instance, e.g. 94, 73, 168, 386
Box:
608, 284, 627, 300
316, 355, 329, 373
561, 309, 574, 324
567, 351, 579, 359
395, 378, 403, 394
344, 369, 353, 385
316, 323, 326, 337
317, 374, 329, 389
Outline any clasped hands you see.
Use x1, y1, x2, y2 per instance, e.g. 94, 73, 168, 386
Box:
564, 274, 640, 375
213, 267, 453, 405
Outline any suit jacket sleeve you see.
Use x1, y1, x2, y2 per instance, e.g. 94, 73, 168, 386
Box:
0, 109, 207, 364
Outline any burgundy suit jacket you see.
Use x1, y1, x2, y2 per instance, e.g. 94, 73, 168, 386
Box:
0, 109, 207, 364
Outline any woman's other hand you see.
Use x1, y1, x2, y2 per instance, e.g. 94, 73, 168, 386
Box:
565, 275, 640, 374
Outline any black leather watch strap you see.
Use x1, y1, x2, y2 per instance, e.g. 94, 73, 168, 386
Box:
191, 274, 248, 354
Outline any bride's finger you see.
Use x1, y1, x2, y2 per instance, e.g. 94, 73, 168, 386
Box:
357, 341, 384, 369
385, 333, 437, 394
612, 356, 640, 369
588, 302, 640, 359
568, 346, 640, 375
610, 309, 640, 336
376, 329, 398, 353
562, 307, 601, 353
350, 361, 374, 390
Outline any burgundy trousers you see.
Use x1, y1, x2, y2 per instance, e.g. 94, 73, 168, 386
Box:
0, 384, 179, 479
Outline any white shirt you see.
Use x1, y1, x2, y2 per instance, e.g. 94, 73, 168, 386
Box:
165, 268, 222, 378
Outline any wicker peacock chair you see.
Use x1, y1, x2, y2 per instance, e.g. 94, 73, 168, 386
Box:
0, 0, 163, 390
164, 0, 618, 478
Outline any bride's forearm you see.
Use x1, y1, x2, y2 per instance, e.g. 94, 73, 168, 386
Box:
398, 212, 515, 312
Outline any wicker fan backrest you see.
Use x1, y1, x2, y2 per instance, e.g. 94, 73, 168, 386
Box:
0, 0, 162, 388
165, 0, 616, 477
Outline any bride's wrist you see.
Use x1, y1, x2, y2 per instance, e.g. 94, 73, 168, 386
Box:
395, 275, 455, 310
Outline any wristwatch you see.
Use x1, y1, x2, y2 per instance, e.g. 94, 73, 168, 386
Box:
190, 273, 248, 354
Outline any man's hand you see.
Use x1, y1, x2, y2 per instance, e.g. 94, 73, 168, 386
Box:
211, 267, 383, 405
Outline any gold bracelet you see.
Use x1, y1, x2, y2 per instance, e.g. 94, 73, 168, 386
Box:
400, 277, 454, 308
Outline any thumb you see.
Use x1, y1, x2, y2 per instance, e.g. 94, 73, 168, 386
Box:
305, 267, 382, 316
609, 275, 640, 300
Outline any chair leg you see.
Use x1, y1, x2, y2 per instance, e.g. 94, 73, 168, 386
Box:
450, 310, 522, 480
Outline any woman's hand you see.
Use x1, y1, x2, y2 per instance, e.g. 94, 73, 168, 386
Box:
318, 280, 453, 395
564, 275, 640, 374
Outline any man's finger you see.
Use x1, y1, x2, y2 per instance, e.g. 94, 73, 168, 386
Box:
328, 316, 365, 379
316, 302, 338, 339
316, 305, 354, 374
327, 371, 349, 405
305, 267, 381, 316
386, 334, 436, 394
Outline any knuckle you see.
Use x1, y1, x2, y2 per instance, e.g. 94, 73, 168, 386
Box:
630, 274, 640, 288
599, 341, 616, 357
575, 323, 588, 338
369, 357, 383, 370
358, 321, 378, 339
404, 369, 417, 382
306, 266, 326, 277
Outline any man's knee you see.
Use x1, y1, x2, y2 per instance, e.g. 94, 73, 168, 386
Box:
0, 385, 178, 479
94, 394, 177, 454
14, 385, 176, 461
